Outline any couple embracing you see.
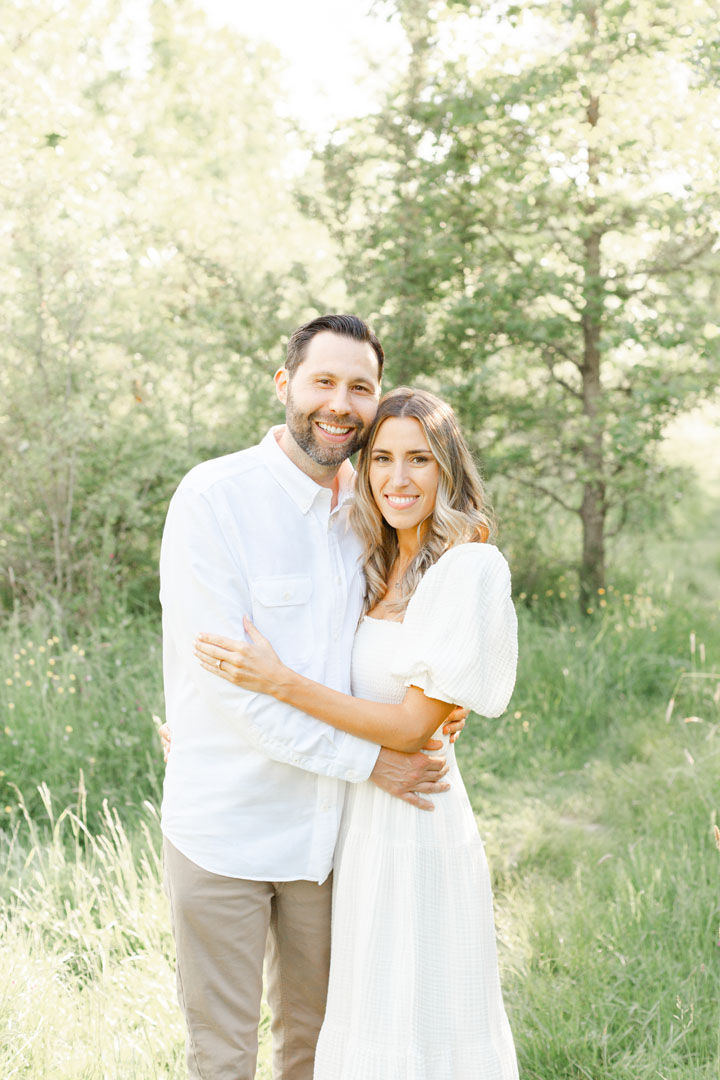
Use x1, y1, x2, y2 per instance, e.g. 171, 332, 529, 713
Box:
159, 314, 519, 1079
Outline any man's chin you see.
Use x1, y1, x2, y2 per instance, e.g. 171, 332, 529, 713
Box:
304, 442, 358, 467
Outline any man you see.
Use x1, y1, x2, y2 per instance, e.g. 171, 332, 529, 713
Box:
160, 314, 456, 1080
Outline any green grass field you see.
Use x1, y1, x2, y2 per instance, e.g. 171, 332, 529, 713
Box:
1, 512, 718, 1078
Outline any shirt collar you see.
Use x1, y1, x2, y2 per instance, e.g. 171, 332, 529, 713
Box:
258, 426, 356, 516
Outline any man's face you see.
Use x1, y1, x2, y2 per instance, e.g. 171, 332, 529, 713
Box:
275, 332, 381, 468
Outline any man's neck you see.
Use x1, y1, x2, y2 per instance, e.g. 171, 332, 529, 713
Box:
275, 426, 343, 508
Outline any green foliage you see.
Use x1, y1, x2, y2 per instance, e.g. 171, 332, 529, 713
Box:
307, 0, 720, 601
0, 0, 333, 620
1, 508, 718, 1077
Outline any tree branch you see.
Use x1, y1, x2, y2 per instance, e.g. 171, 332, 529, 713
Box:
519, 478, 580, 515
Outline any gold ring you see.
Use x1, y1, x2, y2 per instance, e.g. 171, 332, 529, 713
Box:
216, 658, 223, 670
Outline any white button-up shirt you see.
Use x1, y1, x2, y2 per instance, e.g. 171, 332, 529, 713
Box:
160, 427, 380, 882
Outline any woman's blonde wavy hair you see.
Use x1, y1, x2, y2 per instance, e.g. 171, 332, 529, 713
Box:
351, 387, 495, 616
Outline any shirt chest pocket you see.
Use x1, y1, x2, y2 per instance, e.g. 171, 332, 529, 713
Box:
250, 575, 314, 667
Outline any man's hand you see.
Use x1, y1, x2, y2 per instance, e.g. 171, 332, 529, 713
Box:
369, 747, 450, 811
441, 705, 468, 745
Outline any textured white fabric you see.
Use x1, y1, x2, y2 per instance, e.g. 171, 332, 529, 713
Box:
314, 543, 519, 1080
160, 426, 380, 883
391, 542, 518, 716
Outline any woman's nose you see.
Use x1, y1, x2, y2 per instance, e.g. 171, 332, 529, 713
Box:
391, 463, 410, 487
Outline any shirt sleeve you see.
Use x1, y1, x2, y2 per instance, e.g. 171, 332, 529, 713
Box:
389, 543, 518, 717
159, 483, 380, 782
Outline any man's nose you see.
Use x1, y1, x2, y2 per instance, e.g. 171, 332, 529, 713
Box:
328, 384, 352, 414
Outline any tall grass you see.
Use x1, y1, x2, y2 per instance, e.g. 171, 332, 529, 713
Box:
1, 510, 718, 1078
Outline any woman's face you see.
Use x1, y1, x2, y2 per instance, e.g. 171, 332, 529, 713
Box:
368, 416, 440, 535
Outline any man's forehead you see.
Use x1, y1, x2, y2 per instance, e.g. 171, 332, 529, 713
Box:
299, 332, 380, 380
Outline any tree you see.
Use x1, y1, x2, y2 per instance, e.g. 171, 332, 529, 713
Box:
307, 0, 720, 607
0, 0, 333, 616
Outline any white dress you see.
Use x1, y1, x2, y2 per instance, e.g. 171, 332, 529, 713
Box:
313, 543, 520, 1080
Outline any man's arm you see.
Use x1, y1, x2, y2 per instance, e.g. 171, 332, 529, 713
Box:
161, 482, 380, 781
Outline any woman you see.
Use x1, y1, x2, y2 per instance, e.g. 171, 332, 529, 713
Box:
195, 388, 519, 1080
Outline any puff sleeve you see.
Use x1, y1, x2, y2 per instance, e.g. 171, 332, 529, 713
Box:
389, 543, 518, 717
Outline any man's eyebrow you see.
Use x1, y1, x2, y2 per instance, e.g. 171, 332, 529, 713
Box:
313, 370, 375, 383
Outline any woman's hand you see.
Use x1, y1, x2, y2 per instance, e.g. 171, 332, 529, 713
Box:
158, 722, 172, 763
194, 617, 289, 697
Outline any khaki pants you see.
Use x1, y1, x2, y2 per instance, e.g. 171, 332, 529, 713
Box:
163, 838, 332, 1080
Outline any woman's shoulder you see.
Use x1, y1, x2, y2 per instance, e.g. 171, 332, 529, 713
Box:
426, 541, 510, 582
405, 543, 510, 618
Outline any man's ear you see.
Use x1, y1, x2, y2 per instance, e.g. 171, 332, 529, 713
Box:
274, 367, 289, 405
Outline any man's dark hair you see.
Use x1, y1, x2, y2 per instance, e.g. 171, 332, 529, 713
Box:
285, 314, 385, 379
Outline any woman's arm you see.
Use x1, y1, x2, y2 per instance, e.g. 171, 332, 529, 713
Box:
195, 619, 455, 754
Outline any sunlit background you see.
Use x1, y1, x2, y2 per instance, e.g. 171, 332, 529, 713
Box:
1, 1, 719, 1077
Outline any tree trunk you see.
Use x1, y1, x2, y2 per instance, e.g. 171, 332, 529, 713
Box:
579, 77, 607, 612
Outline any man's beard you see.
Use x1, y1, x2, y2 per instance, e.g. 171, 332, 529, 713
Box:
285, 392, 371, 467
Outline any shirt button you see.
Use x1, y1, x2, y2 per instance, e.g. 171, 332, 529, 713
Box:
283, 591, 291, 600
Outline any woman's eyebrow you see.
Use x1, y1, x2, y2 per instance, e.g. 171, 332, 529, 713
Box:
372, 447, 432, 454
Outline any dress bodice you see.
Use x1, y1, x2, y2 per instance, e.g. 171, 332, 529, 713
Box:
351, 616, 449, 746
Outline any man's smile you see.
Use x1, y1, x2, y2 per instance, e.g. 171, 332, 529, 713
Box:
315, 420, 356, 441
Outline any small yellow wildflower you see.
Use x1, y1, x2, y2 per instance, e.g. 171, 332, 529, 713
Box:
39, 646, 45, 653
79, 649, 85, 657
587, 607, 594, 614
4, 726, 11, 735
4, 678, 12, 686
4, 807, 11, 814
28, 658, 35, 666
545, 589, 553, 596
518, 592, 527, 600
514, 711, 522, 719
57, 686, 65, 694
597, 588, 605, 595
46, 638, 53, 646
522, 720, 530, 731
65, 725, 73, 733
52, 636, 60, 644
599, 599, 607, 608
19, 648, 26, 655
13, 653, 19, 661
26, 641, 33, 649
69, 687, 76, 694
559, 591, 566, 599
24, 681, 31, 688
49, 658, 56, 666
69, 673, 76, 681
71, 644, 79, 653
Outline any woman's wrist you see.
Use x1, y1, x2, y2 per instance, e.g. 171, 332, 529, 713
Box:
273, 665, 304, 706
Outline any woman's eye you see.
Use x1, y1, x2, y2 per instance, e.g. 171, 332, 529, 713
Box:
372, 455, 390, 463
412, 456, 430, 464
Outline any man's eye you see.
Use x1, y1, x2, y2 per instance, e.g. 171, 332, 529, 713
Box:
353, 385, 370, 393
